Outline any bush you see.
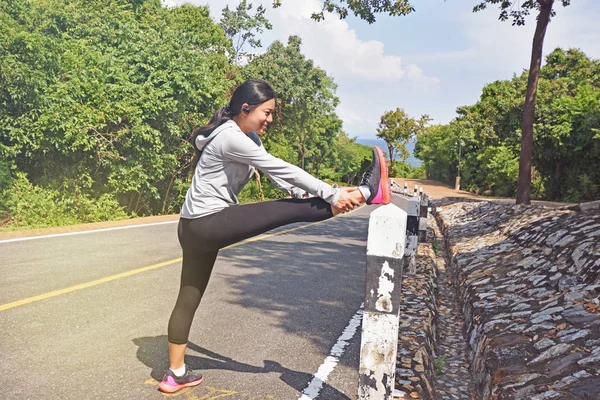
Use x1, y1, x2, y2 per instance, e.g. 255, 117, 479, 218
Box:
0, 173, 129, 230
392, 162, 426, 179
563, 174, 599, 203
476, 146, 519, 197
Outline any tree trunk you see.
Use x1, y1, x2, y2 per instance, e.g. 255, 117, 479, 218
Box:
254, 170, 265, 201
516, 0, 553, 204
387, 144, 395, 173
161, 173, 176, 215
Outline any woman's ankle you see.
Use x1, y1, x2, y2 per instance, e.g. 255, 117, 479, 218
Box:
357, 185, 370, 202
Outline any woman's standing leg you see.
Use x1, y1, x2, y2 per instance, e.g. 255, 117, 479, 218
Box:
161, 195, 363, 393
159, 221, 218, 393
167, 248, 218, 367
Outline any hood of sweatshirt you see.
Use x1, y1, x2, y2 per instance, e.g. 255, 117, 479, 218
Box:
195, 120, 236, 151
195, 120, 262, 150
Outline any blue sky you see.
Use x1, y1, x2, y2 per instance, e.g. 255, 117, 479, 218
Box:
164, 0, 600, 139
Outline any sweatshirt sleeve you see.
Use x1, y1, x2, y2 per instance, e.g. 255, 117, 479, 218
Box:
265, 174, 307, 199
222, 131, 339, 205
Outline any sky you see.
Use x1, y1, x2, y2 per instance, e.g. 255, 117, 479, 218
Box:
163, 0, 600, 139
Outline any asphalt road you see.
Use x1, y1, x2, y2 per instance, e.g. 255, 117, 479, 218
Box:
0, 205, 375, 400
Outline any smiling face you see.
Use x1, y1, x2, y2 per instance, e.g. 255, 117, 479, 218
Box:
236, 98, 275, 135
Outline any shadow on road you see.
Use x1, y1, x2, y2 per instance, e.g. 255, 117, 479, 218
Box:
132, 335, 350, 399
132, 209, 370, 399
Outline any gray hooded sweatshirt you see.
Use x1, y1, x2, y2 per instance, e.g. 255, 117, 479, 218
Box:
180, 120, 340, 219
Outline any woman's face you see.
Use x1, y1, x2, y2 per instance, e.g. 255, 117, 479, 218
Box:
242, 98, 275, 134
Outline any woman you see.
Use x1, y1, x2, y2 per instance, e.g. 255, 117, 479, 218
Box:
159, 79, 390, 393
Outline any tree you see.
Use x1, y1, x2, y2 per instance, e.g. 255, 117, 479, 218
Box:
244, 36, 341, 171
376, 108, 422, 176
0, 0, 233, 224
415, 124, 458, 184
415, 47, 599, 201
274, 0, 574, 204
473, 0, 572, 204
220, 0, 272, 64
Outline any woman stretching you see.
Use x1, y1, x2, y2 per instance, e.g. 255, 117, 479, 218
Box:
159, 78, 391, 393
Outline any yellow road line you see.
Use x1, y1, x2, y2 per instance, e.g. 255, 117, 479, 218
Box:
0, 258, 182, 312
0, 207, 362, 312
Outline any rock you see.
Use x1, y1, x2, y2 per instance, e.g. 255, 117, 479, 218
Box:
530, 390, 560, 400
558, 275, 581, 291
534, 338, 556, 350
433, 201, 600, 400
528, 344, 574, 365
560, 329, 591, 343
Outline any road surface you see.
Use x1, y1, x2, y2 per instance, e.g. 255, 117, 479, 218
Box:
0, 203, 388, 399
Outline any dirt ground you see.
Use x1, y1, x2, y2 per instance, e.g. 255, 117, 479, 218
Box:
392, 178, 571, 208
0, 213, 179, 240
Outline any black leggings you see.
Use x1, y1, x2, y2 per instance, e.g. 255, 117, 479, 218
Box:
167, 197, 334, 344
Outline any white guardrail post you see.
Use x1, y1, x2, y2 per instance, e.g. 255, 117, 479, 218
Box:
395, 195, 420, 274
358, 203, 407, 400
418, 193, 429, 243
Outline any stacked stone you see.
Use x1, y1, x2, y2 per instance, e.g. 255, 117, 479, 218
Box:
435, 201, 600, 399
391, 180, 405, 194
395, 242, 440, 399
430, 215, 476, 399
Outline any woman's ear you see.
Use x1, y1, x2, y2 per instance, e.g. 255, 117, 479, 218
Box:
241, 103, 251, 115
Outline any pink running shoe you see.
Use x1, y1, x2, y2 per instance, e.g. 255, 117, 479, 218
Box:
158, 365, 204, 393
360, 146, 391, 205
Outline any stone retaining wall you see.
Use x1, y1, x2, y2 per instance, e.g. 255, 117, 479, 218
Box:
395, 239, 439, 399
434, 200, 600, 399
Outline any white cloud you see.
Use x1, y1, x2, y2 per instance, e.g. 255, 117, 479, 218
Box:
271, 1, 439, 85
165, 0, 437, 84
413, 1, 600, 78
161, 0, 599, 138
336, 103, 379, 135
161, 0, 439, 136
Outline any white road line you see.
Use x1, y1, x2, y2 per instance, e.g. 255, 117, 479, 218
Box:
0, 220, 178, 244
299, 305, 364, 400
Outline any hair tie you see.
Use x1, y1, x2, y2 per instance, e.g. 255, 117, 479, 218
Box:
224, 104, 231, 113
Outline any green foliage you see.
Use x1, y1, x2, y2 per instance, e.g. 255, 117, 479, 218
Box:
325, 133, 373, 184
220, 0, 272, 63
237, 175, 288, 204
1, 0, 234, 228
0, 173, 128, 229
414, 124, 459, 185
272, 0, 415, 23
416, 48, 600, 202
244, 36, 345, 176
376, 108, 429, 176
473, 0, 571, 26
0, 160, 13, 195
392, 162, 425, 179
476, 145, 519, 197
434, 354, 447, 376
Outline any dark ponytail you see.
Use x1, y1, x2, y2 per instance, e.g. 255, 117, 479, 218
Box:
190, 79, 275, 162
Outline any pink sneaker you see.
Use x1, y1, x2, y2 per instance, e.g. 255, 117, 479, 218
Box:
360, 146, 391, 205
158, 365, 204, 393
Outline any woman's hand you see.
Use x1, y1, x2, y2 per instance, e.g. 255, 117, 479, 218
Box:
334, 187, 363, 213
